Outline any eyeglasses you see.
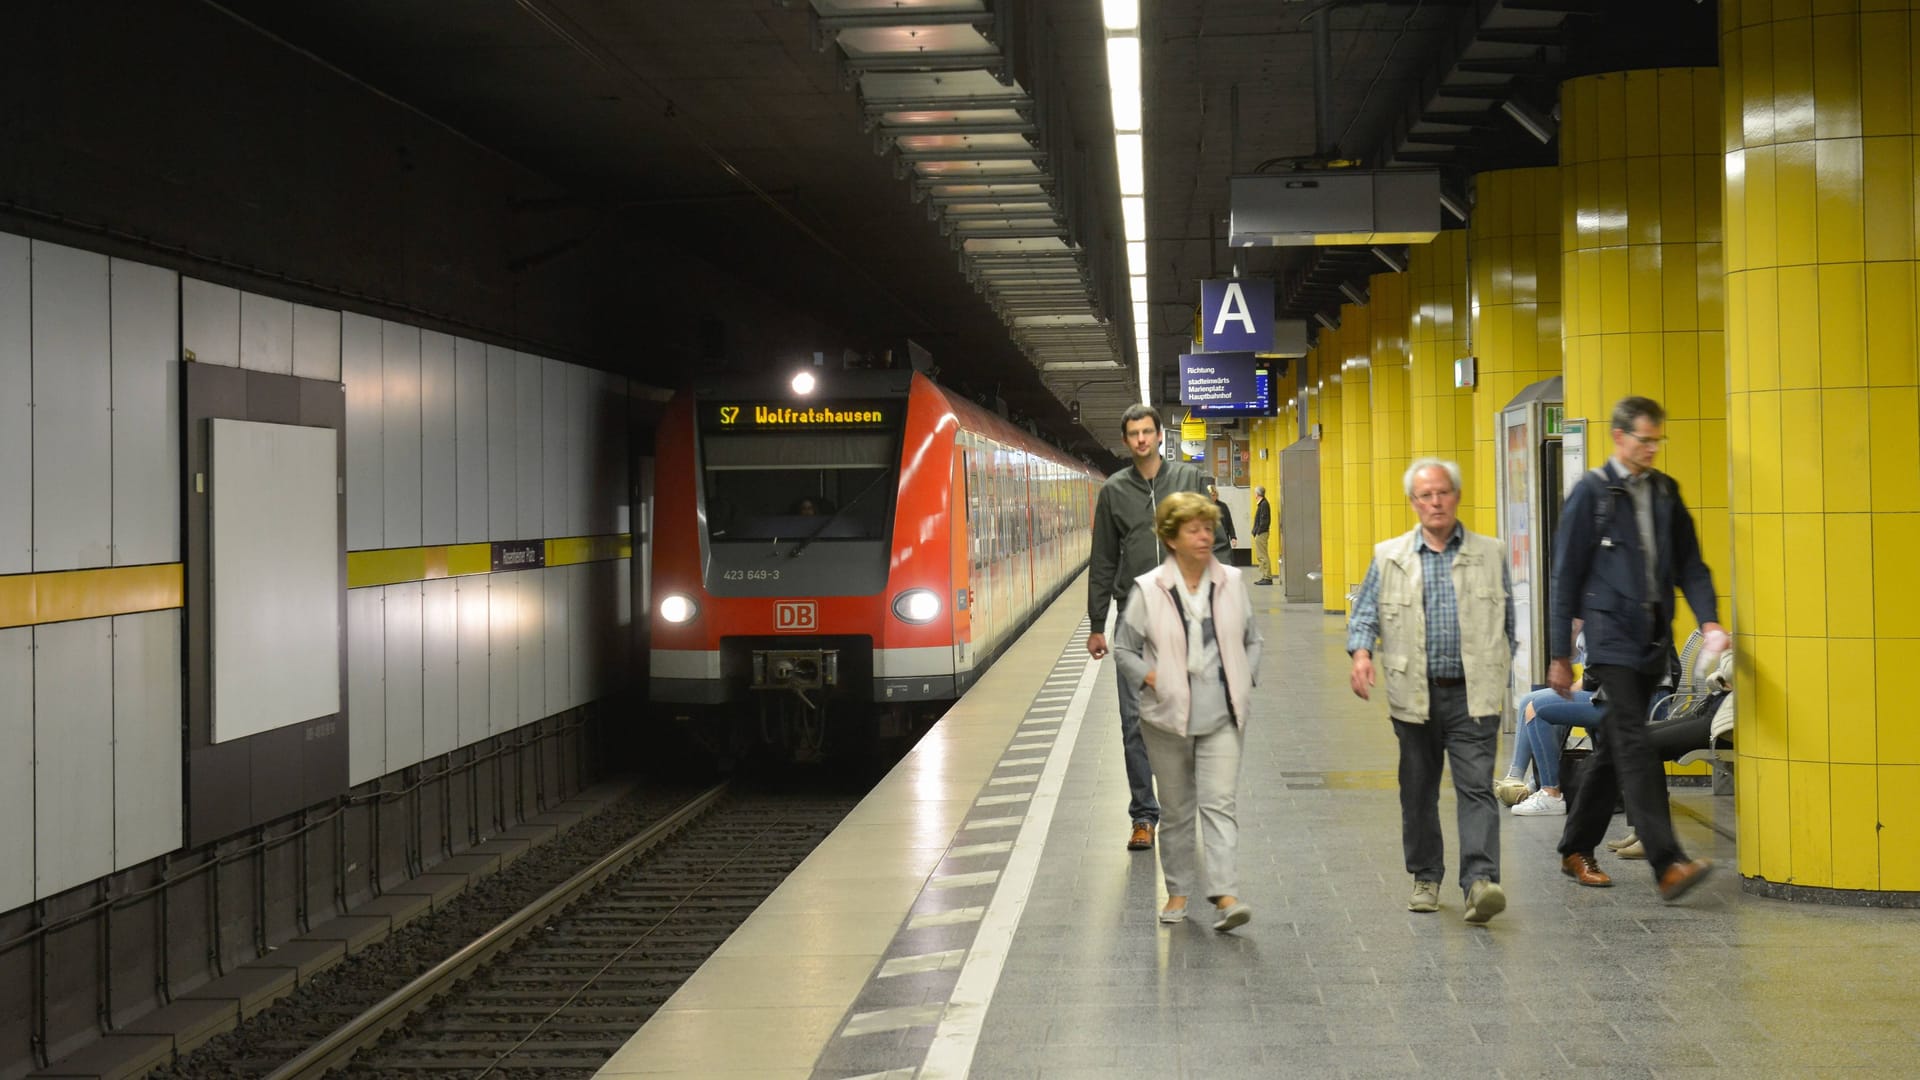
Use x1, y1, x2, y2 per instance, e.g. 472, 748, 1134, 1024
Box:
1622, 431, 1667, 447
1411, 490, 1455, 504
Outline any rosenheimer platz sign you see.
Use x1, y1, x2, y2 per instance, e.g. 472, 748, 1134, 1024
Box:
1178, 351, 1258, 406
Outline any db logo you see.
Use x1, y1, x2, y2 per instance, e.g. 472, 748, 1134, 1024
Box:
774, 601, 817, 633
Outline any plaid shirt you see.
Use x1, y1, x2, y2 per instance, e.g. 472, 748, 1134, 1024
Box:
1347, 525, 1515, 679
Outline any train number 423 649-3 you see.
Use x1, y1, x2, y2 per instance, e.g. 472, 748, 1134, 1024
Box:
720, 569, 781, 581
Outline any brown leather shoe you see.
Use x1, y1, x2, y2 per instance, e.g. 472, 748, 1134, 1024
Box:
1658, 858, 1714, 901
1561, 852, 1612, 887
1127, 822, 1154, 850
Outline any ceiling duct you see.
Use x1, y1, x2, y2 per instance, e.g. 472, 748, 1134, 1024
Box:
1229, 169, 1443, 248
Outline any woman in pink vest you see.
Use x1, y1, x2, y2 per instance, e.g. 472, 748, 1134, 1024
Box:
1113, 491, 1264, 932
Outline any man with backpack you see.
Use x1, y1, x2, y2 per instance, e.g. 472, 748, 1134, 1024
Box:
1547, 396, 1722, 901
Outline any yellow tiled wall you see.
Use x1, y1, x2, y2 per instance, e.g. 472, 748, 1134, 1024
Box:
1471, 167, 1566, 535
1371, 271, 1416, 540
1722, 1, 1920, 895
1339, 304, 1376, 601
1560, 68, 1732, 648
1408, 231, 1479, 530
1313, 338, 1349, 613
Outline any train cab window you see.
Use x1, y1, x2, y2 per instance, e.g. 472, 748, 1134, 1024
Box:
701, 431, 898, 542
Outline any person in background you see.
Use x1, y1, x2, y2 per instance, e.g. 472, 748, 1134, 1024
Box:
1250, 485, 1274, 585
1547, 395, 1720, 900
1207, 482, 1237, 549
1113, 491, 1262, 932
1087, 405, 1226, 852
1496, 686, 1599, 816
1347, 458, 1516, 924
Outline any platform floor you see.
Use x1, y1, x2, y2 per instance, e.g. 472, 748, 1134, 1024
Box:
601, 581, 1920, 1080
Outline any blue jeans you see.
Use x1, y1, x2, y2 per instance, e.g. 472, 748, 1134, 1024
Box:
1506, 688, 1599, 790
1115, 641, 1159, 826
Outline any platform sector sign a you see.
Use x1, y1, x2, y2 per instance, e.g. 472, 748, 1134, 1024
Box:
1179, 351, 1259, 408
1200, 278, 1274, 353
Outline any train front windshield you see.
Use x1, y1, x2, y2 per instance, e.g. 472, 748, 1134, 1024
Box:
697, 401, 903, 546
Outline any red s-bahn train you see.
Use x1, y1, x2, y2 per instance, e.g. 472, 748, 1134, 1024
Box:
648, 367, 1101, 756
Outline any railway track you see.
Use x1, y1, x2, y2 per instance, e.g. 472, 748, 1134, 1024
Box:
263, 782, 862, 1079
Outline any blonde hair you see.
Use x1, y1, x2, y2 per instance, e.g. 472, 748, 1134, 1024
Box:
1155, 490, 1220, 545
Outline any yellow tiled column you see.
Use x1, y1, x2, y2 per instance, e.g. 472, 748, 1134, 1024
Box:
1560, 68, 1731, 640
1371, 271, 1415, 539
1408, 231, 1478, 529
1313, 335, 1348, 613
1339, 303, 1375, 598
1722, 2, 1920, 899
1471, 167, 1565, 532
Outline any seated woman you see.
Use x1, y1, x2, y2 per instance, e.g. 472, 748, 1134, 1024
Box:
1113, 491, 1263, 932
1495, 687, 1601, 816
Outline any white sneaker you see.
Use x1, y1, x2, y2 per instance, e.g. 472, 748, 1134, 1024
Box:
1512, 789, 1565, 816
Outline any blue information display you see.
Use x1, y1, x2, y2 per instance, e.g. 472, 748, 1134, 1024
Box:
1200, 278, 1274, 353
1180, 351, 1260, 407
1187, 363, 1277, 419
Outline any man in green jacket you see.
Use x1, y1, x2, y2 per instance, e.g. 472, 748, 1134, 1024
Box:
1086, 404, 1226, 851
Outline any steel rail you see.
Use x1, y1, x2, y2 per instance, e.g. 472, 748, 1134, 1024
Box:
263, 781, 730, 1080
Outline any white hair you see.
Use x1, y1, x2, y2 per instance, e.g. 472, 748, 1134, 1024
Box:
1402, 458, 1462, 498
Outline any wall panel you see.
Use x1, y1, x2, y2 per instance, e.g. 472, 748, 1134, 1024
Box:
291, 303, 342, 383
568, 562, 593, 708
543, 357, 569, 538
487, 572, 519, 735
604, 374, 631, 535
422, 578, 458, 759
455, 338, 489, 544
486, 345, 518, 543
342, 313, 385, 550
32, 241, 113, 571
346, 587, 386, 785
112, 611, 182, 870
381, 322, 423, 548
516, 570, 545, 724
456, 575, 490, 747
33, 618, 114, 898
180, 277, 239, 368
0, 627, 32, 912
0, 233, 30, 575
420, 331, 456, 546
515, 353, 544, 541
567, 366, 591, 536
109, 258, 181, 567
383, 581, 424, 772
239, 292, 294, 375
544, 562, 570, 715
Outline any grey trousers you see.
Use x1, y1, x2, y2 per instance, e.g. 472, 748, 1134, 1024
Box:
1140, 720, 1245, 900
1391, 681, 1501, 896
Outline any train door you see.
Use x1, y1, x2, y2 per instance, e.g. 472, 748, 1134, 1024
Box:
952, 439, 973, 672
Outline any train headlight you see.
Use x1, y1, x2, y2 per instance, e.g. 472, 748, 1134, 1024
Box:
791, 370, 817, 395
659, 594, 698, 624
892, 588, 942, 624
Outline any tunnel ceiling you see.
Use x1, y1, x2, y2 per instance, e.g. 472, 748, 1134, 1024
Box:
206, 0, 1713, 460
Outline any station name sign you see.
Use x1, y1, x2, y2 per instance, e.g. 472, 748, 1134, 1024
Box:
703, 401, 896, 430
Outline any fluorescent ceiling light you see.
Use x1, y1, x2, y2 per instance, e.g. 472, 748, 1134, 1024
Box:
1130, 275, 1148, 303
1102, 0, 1139, 31
1133, 301, 1149, 325
1106, 37, 1141, 130
1122, 196, 1146, 241
1127, 241, 1147, 276
1116, 133, 1144, 196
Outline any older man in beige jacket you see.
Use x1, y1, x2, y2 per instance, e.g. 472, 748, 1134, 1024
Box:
1347, 458, 1517, 924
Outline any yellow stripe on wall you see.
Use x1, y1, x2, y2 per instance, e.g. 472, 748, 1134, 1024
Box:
0, 563, 185, 628
347, 534, 631, 589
